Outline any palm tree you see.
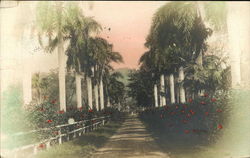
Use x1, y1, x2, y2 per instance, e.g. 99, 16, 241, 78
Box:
89, 37, 123, 110
145, 2, 211, 103
169, 74, 175, 103
201, 2, 250, 155
93, 65, 100, 110
128, 69, 155, 107
11, 2, 33, 106
105, 71, 125, 108
139, 49, 160, 107
64, 3, 102, 110
196, 1, 248, 89
36, 1, 67, 111
64, 3, 84, 109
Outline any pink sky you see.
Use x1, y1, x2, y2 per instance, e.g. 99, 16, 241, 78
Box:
88, 1, 167, 69
1, 1, 168, 92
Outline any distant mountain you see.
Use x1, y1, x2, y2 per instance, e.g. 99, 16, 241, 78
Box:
113, 67, 134, 87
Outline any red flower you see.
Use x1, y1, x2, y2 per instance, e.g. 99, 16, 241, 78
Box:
188, 98, 193, 103
47, 119, 52, 123
58, 110, 64, 114
175, 105, 179, 109
218, 124, 223, 129
189, 110, 195, 115
205, 112, 209, 116
78, 107, 83, 111
38, 143, 46, 149
200, 101, 206, 105
184, 130, 190, 134
88, 109, 93, 113
54, 131, 59, 135
216, 109, 223, 113
51, 99, 57, 104
211, 98, 217, 102
204, 93, 209, 97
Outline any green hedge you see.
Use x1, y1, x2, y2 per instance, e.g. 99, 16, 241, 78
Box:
139, 91, 231, 141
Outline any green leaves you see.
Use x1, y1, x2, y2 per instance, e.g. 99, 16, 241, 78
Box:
36, 1, 66, 53
127, 70, 154, 107
184, 55, 230, 93
143, 1, 212, 76
107, 72, 126, 105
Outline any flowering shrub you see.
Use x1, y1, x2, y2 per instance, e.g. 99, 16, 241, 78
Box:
25, 100, 122, 140
140, 91, 231, 142
26, 100, 64, 130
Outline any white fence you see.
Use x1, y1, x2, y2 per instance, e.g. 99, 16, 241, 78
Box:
2, 116, 111, 158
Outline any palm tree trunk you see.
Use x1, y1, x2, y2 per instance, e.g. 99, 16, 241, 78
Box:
217, 3, 250, 156
58, 40, 66, 111
195, 1, 207, 67
86, 76, 93, 109
169, 74, 175, 104
176, 85, 180, 103
99, 78, 104, 110
227, 3, 242, 88
179, 66, 186, 103
107, 96, 111, 107
118, 102, 121, 111
75, 73, 82, 109
154, 84, 159, 107
94, 83, 99, 111
160, 74, 166, 106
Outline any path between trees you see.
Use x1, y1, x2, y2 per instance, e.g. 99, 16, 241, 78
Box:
91, 114, 169, 158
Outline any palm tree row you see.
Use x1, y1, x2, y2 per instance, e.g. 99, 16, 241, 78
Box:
36, 2, 123, 111
133, 2, 250, 156
130, 2, 233, 107
138, 2, 212, 107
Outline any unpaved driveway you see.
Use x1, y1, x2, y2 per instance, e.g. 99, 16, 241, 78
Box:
91, 114, 169, 158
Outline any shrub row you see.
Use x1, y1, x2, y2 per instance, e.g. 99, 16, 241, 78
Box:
139, 92, 231, 141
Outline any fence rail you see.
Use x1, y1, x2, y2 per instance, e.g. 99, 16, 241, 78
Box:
2, 116, 111, 158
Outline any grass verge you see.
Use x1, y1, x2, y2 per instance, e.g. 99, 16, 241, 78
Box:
32, 114, 125, 158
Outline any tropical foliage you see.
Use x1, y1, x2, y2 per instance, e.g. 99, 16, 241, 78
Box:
129, 2, 230, 107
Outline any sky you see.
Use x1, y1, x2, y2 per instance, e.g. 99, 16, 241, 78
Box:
1, 1, 168, 71
86, 1, 167, 69
1, 1, 250, 93
0, 1, 167, 91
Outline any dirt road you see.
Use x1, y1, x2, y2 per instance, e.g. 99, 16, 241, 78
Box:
91, 114, 169, 158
